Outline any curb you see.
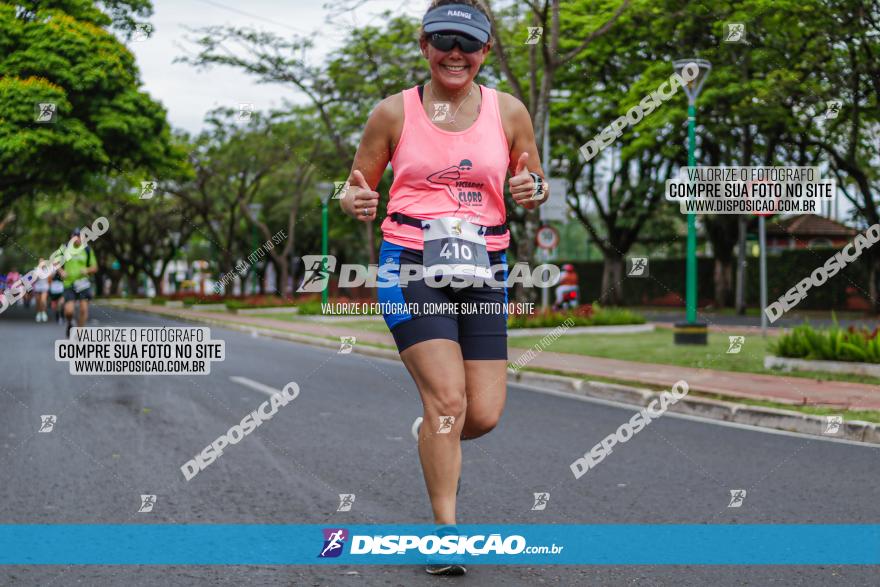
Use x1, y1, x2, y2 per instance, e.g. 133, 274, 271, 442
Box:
508, 370, 879, 445
764, 354, 880, 378
102, 303, 880, 446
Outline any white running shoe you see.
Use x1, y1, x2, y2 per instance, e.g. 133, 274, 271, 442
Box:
411, 416, 423, 441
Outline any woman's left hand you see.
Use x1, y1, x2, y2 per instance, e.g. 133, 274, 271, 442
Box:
509, 152, 546, 209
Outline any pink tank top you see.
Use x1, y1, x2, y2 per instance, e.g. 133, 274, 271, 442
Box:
381, 85, 511, 252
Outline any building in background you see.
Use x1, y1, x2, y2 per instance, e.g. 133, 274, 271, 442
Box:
764, 215, 858, 252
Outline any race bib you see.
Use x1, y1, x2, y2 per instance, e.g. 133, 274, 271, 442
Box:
422, 217, 491, 280
73, 278, 91, 293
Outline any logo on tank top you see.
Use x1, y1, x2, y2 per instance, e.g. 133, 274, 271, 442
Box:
427, 159, 485, 206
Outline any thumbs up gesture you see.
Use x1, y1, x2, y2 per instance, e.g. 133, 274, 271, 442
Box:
346, 170, 380, 222
509, 152, 546, 208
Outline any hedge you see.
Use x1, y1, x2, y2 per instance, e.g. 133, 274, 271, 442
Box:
772, 322, 880, 363
565, 248, 874, 310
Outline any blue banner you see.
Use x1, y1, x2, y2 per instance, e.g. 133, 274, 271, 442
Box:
0, 525, 877, 565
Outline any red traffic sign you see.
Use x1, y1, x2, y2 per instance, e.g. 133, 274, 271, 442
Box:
536, 225, 560, 250
745, 178, 781, 217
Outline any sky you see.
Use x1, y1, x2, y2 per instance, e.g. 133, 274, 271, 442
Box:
129, 0, 425, 134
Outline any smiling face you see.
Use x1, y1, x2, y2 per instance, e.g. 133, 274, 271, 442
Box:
419, 33, 491, 92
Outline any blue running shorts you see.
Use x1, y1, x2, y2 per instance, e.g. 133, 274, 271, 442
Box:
377, 240, 508, 360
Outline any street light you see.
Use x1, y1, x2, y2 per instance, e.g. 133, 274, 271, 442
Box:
316, 182, 335, 306
672, 58, 711, 345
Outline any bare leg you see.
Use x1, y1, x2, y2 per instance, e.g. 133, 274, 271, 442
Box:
78, 300, 89, 325
400, 339, 466, 526
461, 360, 507, 440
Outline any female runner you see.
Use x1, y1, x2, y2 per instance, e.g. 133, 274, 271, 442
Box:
340, 0, 547, 575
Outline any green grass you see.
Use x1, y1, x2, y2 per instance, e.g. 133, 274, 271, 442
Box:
509, 330, 880, 386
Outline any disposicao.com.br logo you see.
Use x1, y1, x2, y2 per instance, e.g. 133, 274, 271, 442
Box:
317, 527, 563, 559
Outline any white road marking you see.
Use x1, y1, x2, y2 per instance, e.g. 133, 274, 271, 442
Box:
229, 376, 282, 397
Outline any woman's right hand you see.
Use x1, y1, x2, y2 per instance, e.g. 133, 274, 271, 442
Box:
345, 170, 380, 222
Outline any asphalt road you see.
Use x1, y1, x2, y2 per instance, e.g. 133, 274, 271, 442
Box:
0, 303, 877, 586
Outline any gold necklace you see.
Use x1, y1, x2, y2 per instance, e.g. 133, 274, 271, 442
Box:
427, 82, 475, 126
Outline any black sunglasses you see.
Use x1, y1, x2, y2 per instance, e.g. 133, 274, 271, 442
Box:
428, 32, 485, 54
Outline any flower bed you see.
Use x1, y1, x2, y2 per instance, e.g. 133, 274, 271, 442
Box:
224, 295, 300, 310
506, 304, 646, 329
296, 297, 379, 315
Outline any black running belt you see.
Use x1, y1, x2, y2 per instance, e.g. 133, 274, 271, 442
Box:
390, 212, 507, 236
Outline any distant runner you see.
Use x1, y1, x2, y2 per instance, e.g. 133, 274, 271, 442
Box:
48, 261, 65, 323
32, 259, 51, 322
58, 229, 98, 337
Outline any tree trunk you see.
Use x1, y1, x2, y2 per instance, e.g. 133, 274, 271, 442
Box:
734, 217, 747, 315
278, 259, 290, 297
600, 253, 624, 305
713, 257, 733, 308
126, 273, 139, 297
871, 256, 880, 315
150, 274, 164, 296
291, 256, 302, 295
94, 268, 106, 297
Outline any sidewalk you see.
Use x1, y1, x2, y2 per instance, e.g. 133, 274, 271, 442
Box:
107, 303, 880, 411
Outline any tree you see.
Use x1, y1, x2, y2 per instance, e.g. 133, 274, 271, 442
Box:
178, 14, 425, 267
671, 0, 879, 311
179, 1, 630, 278
0, 1, 181, 217
169, 109, 338, 295
481, 0, 630, 278
76, 177, 196, 296
785, 0, 880, 310
548, 0, 686, 303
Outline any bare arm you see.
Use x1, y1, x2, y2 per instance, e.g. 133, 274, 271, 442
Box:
499, 92, 549, 210
339, 95, 401, 220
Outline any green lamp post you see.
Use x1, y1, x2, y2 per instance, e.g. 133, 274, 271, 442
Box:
316, 183, 334, 306
672, 58, 711, 345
